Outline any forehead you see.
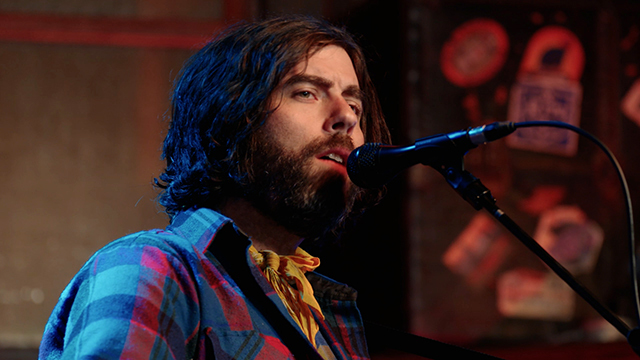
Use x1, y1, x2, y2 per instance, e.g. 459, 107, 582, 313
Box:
285, 45, 359, 86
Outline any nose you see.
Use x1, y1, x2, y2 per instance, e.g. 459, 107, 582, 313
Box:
324, 97, 359, 136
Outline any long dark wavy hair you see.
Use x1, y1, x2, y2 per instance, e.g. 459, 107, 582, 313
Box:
156, 15, 391, 218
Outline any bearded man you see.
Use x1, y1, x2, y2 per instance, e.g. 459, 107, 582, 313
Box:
40, 15, 390, 360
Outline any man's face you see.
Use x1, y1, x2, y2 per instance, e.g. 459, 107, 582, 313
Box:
264, 44, 365, 178
244, 45, 367, 239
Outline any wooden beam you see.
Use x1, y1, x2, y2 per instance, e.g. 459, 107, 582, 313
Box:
0, 12, 227, 49
224, 0, 257, 21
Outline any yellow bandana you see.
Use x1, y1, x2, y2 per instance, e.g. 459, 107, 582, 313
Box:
248, 245, 324, 347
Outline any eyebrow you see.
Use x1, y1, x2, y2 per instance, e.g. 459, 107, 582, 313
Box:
283, 74, 364, 102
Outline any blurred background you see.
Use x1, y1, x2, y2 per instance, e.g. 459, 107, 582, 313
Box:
2, 0, 640, 358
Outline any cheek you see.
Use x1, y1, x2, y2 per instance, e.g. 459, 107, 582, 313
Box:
263, 111, 305, 147
264, 123, 317, 157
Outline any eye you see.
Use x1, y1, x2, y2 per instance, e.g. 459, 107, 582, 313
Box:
349, 103, 362, 116
296, 90, 313, 99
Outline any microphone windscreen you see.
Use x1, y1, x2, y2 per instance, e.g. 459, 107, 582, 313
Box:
347, 143, 385, 189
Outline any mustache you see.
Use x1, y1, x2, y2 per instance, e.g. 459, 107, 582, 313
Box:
301, 134, 355, 159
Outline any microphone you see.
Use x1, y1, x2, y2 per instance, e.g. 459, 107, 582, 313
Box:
347, 122, 516, 188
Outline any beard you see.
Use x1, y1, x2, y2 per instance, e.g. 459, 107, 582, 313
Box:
239, 131, 363, 240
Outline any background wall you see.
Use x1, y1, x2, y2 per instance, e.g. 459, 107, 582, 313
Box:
2, 0, 640, 359
0, 0, 233, 352
398, 0, 640, 358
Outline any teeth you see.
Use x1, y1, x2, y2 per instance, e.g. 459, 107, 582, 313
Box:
325, 153, 344, 164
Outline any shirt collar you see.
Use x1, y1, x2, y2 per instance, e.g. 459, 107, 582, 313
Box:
167, 207, 243, 254
166, 207, 359, 302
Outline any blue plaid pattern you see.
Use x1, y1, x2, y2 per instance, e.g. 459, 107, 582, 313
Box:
40, 207, 370, 359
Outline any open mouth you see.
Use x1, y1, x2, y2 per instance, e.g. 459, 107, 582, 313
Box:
320, 152, 345, 165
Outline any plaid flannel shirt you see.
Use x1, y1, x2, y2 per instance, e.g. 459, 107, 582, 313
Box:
40, 207, 370, 359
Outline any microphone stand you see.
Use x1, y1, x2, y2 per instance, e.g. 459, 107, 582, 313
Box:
430, 154, 640, 357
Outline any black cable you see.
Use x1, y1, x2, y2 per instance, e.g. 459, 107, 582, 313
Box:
512, 120, 639, 328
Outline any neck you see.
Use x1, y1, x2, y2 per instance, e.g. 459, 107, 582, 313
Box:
218, 197, 303, 255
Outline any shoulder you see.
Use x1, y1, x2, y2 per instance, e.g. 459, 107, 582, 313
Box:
71, 230, 192, 275
53, 228, 206, 324
73, 207, 234, 285
100, 228, 197, 258
54, 227, 206, 307
41, 228, 205, 360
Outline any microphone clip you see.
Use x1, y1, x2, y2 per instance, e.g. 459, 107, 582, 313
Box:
431, 156, 496, 211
